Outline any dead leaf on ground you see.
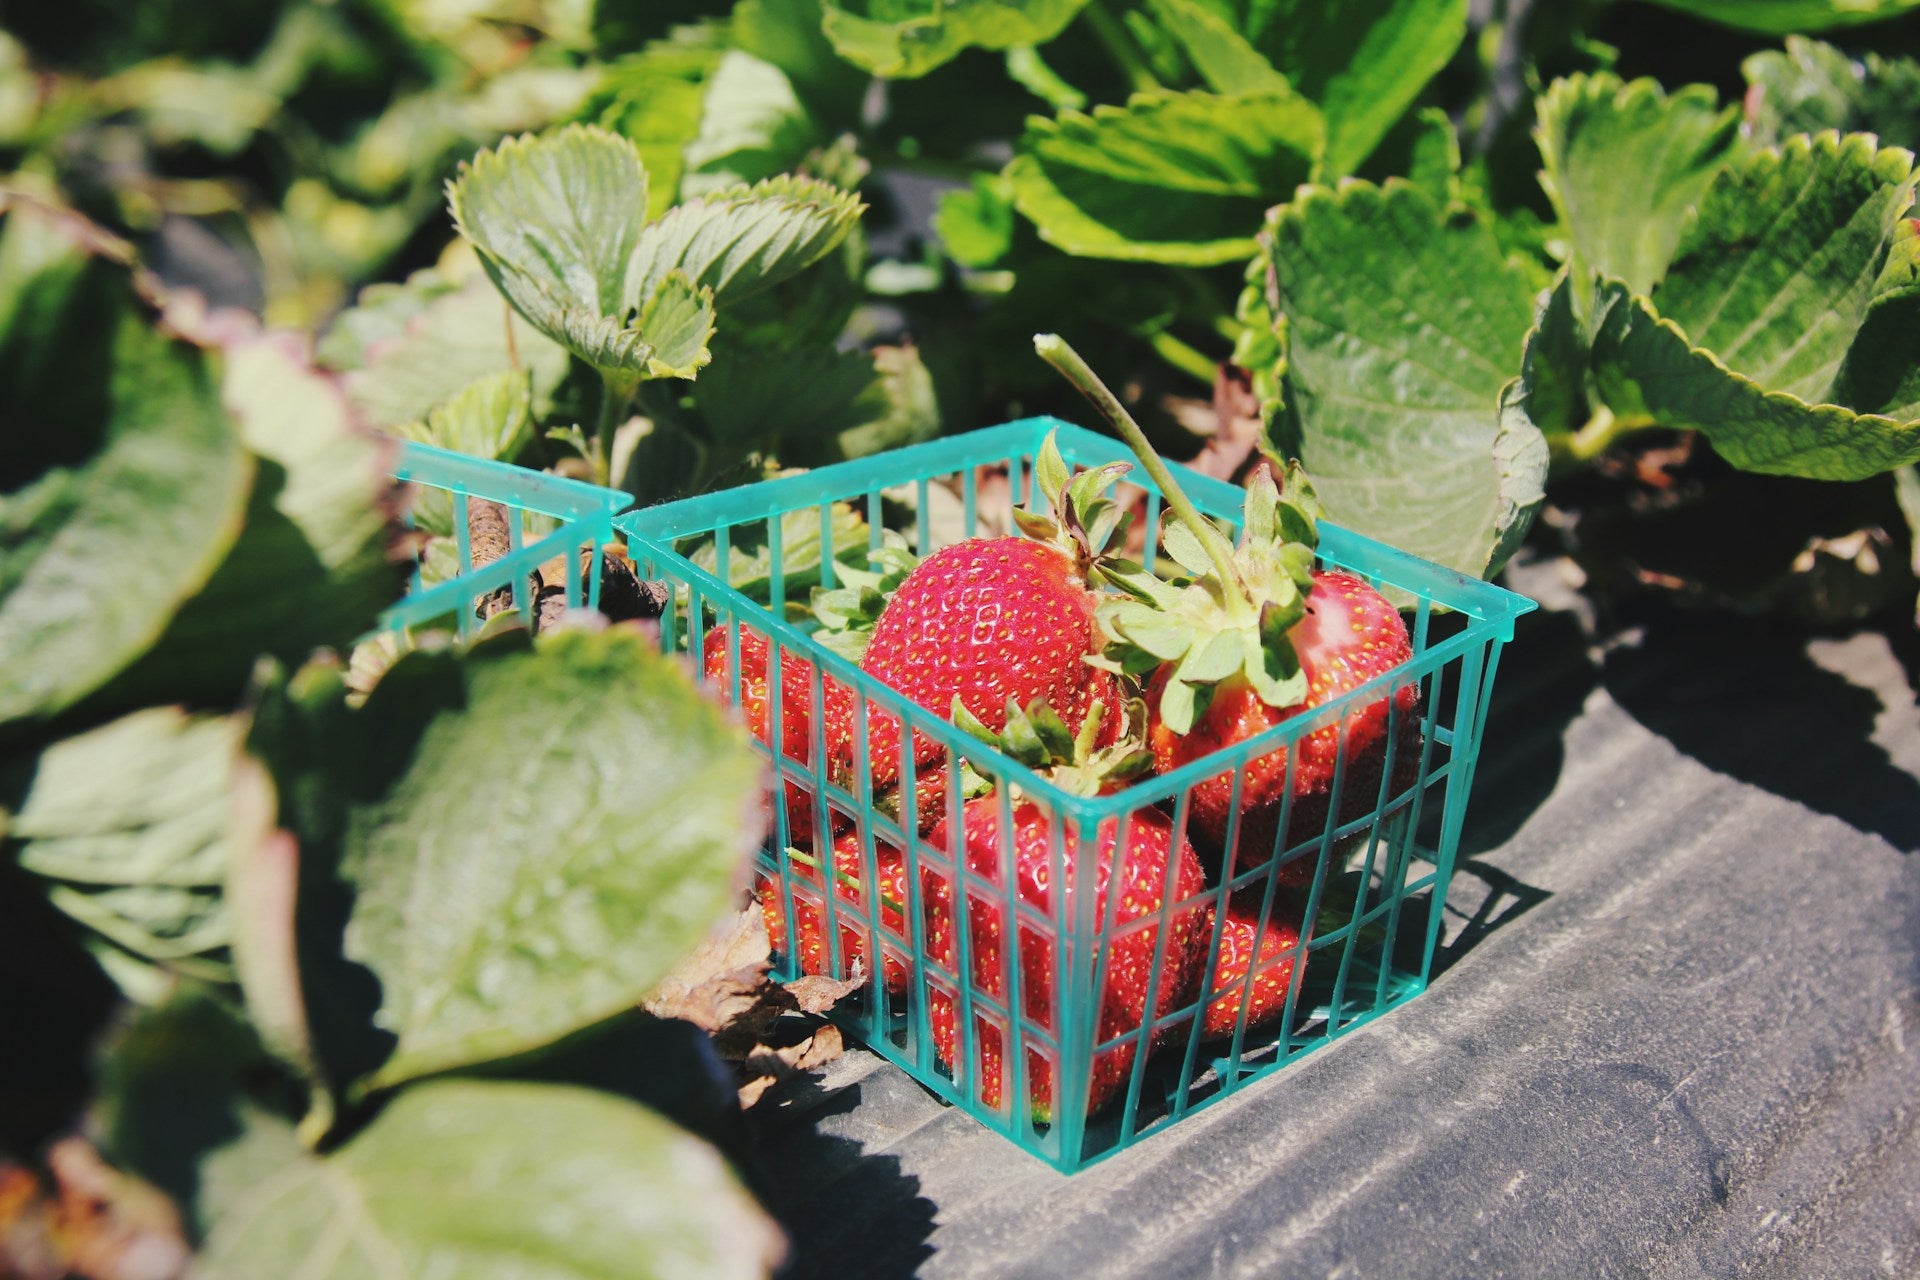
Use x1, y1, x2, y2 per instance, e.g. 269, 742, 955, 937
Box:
645, 904, 864, 1107
0, 1141, 190, 1280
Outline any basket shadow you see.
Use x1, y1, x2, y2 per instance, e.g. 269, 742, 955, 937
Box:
746, 1082, 938, 1280
1428, 858, 1554, 979
1603, 612, 1920, 854
1455, 606, 1599, 859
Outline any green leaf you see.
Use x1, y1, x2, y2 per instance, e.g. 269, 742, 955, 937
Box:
1743, 37, 1920, 151
1145, 0, 1289, 95
1654, 132, 1917, 406
627, 174, 865, 308
254, 630, 765, 1092
578, 31, 727, 220
1361, 106, 1461, 207
1161, 518, 1217, 576
936, 171, 1018, 268
1008, 88, 1323, 265
1261, 181, 1546, 577
682, 51, 825, 196
1591, 281, 1920, 479
820, 0, 1091, 78
1182, 0, 1468, 175
393, 369, 534, 462
93, 987, 270, 1221
340, 271, 570, 429
1175, 627, 1244, 683
84, 335, 401, 712
1535, 73, 1739, 308
636, 271, 717, 379
197, 1079, 782, 1280
1512, 271, 1591, 438
6, 707, 244, 992
449, 125, 660, 372
1831, 218, 1920, 420
0, 201, 252, 736
1637, 0, 1920, 34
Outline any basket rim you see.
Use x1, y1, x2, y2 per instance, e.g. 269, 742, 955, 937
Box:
622, 418, 1536, 825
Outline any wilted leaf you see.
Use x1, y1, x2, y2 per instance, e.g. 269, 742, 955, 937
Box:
195, 1080, 784, 1280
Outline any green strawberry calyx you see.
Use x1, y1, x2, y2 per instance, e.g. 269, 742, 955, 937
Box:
951, 695, 1156, 798
1014, 429, 1143, 591
1033, 333, 1326, 735
808, 531, 920, 662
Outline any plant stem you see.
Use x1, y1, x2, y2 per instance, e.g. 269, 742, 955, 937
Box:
593, 370, 638, 488
1147, 328, 1219, 385
1034, 333, 1253, 622
1082, 0, 1161, 94
1561, 404, 1659, 464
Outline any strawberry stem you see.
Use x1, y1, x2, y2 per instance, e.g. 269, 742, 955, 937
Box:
1033, 333, 1253, 623
782, 847, 906, 917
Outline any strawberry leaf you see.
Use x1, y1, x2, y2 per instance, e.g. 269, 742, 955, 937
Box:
1637, 0, 1920, 34
1586, 133, 1920, 479
447, 125, 653, 372
0, 200, 253, 737
338, 272, 569, 429
819, 0, 1090, 78
195, 1080, 781, 1280
1153, 0, 1468, 176
1535, 73, 1739, 311
1145, 0, 1290, 96
1743, 37, 1920, 150
249, 628, 765, 1094
1008, 88, 1323, 265
1591, 283, 1920, 479
6, 708, 245, 998
634, 271, 717, 379
1652, 131, 1915, 406
1259, 180, 1547, 578
626, 174, 864, 308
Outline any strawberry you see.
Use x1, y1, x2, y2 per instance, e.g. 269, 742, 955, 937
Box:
703, 622, 823, 842
758, 830, 910, 992
920, 700, 1209, 1123
1146, 570, 1420, 878
825, 433, 1133, 804
1034, 334, 1422, 884
1200, 895, 1307, 1038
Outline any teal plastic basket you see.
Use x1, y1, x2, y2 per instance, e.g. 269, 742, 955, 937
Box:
380, 439, 632, 638
620, 418, 1535, 1173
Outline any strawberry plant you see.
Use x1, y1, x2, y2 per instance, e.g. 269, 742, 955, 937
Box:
0, 195, 781, 1274
10, 0, 1920, 1262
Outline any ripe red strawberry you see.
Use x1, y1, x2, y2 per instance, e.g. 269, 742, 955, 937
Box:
758, 830, 910, 992
703, 622, 822, 841
825, 434, 1133, 803
1200, 896, 1308, 1038
1148, 570, 1420, 878
1033, 333, 1423, 887
920, 799, 1206, 1121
